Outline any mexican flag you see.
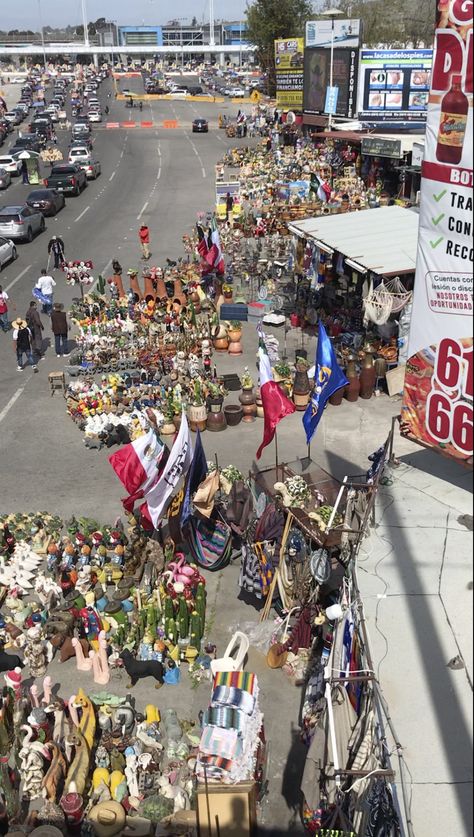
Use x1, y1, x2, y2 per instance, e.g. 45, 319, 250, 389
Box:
256, 331, 296, 460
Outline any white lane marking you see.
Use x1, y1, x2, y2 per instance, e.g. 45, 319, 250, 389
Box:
109, 171, 116, 181
3, 264, 32, 293
157, 165, 161, 180
0, 387, 25, 425
137, 201, 149, 220
74, 206, 90, 223
157, 146, 161, 156
202, 167, 206, 178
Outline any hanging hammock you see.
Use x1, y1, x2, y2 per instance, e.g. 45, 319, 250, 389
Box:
363, 280, 393, 325
382, 276, 413, 313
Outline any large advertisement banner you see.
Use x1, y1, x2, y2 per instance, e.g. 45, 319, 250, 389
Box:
275, 39, 304, 109
305, 19, 361, 49
358, 49, 433, 124
303, 47, 358, 118
401, 0, 473, 464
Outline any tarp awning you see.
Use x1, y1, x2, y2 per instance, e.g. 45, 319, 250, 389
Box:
288, 205, 419, 277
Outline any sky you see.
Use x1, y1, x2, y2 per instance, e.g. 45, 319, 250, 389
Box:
2, 0, 249, 31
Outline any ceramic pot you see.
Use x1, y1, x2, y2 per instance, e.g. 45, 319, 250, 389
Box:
143, 273, 156, 299
208, 397, 224, 413
188, 403, 207, 432
344, 358, 360, 402
111, 273, 125, 298
161, 420, 177, 436
295, 348, 308, 362
329, 386, 344, 406
360, 352, 376, 399
239, 387, 257, 422
223, 291, 233, 301
207, 410, 227, 431
173, 278, 186, 305
129, 273, 143, 300
155, 275, 168, 301
293, 368, 311, 411
224, 404, 243, 426
255, 389, 264, 418
213, 336, 229, 352
190, 290, 201, 314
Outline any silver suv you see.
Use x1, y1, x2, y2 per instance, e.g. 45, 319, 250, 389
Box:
0, 204, 45, 242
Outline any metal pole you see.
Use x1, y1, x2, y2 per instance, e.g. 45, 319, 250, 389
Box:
81, 0, 90, 49
240, 21, 242, 70
209, 0, 215, 47
37, 0, 47, 72
328, 16, 335, 131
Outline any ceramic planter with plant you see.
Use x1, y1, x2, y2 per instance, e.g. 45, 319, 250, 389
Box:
239, 368, 257, 422
219, 464, 245, 495
273, 362, 291, 384
222, 283, 233, 300
188, 380, 207, 432
293, 356, 311, 411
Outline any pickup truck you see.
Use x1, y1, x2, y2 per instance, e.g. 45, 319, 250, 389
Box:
44, 164, 87, 196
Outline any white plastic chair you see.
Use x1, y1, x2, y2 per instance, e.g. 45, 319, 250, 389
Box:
210, 631, 249, 676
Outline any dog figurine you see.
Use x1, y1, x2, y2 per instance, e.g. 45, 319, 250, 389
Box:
0, 645, 24, 672
119, 649, 164, 689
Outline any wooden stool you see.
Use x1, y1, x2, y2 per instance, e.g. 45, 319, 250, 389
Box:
48, 371, 66, 396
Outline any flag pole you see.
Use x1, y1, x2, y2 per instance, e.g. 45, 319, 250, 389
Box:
274, 429, 279, 476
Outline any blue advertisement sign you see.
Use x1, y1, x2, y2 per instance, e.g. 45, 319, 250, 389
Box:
324, 85, 339, 114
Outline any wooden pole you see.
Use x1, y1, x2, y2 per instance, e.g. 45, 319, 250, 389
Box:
260, 511, 293, 621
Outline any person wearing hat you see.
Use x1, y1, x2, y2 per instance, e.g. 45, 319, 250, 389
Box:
51, 301, 70, 357
12, 317, 38, 372
26, 300, 44, 360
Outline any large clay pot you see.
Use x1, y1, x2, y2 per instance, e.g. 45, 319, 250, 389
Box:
110, 273, 125, 298
239, 387, 257, 422
360, 352, 377, 399
293, 368, 311, 411
228, 327, 243, 355
143, 273, 156, 299
129, 273, 143, 300
329, 386, 345, 406
188, 403, 207, 432
224, 404, 243, 426
344, 357, 360, 402
173, 278, 186, 305
213, 336, 229, 352
155, 275, 168, 301
161, 420, 177, 436
207, 409, 227, 431
190, 290, 201, 314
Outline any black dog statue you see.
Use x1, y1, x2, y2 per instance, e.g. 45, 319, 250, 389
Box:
119, 649, 164, 689
0, 645, 24, 672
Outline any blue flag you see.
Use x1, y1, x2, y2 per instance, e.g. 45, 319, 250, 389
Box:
181, 430, 208, 527
303, 322, 349, 445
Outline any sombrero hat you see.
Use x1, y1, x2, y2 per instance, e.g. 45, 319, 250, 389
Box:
266, 643, 288, 669
12, 318, 27, 329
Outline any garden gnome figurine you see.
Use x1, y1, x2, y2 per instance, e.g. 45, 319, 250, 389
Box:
24, 626, 48, 679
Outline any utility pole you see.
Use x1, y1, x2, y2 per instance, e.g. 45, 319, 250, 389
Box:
37, 0, 47, 71
209, 0, 215, 47
81, 0, 90, 48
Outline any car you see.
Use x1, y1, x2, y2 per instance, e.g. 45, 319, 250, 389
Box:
26, 188, 65, 216
80, 159, 101, 179
3, 111, 22, 126
12, 107, 26, 122
14, 103, 29, 116
192, 118, 209, 133
68, 146, 91, 164
11, 77, 25, 84
0, 119, 14, 135
0, 169, 12, 190
0, 155, 22, 176
87, 111, 102, 123
44, 164, 87, 196
170, 89, 187, 99
0, 205, 45, 242
229, 88, 245, 98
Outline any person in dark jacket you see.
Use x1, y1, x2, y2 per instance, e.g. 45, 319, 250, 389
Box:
47, 235, 65, 269
12, 317, 37, 372
51, 302, 69, 357
26, 301, 44, 359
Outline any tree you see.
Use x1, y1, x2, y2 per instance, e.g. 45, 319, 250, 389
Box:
246, 0, 313, 95
321, 0, 435, 47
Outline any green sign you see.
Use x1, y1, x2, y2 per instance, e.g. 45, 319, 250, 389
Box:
361, 136, 402, 159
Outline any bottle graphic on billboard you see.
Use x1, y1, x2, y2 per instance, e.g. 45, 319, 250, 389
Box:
436, 74, 468, 164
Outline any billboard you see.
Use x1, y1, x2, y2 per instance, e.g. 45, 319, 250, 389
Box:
305, 19, 361, 49
358, 49, 433, 124
275, 38, 304, 109
303, 47, 358, 118
401, 2, 473, 464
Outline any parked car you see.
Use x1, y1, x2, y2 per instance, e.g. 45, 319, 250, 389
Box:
9, 135, 41, 154
44, 164, 87, 196
0, 155, 22, 176
0, 169, 12, 190
26, 188, 66, 216
192, 118, 209, 133
170, 89, 188, 99
0, 205, 45, 242
3, 111, 22, 125
79, 159, 101, 180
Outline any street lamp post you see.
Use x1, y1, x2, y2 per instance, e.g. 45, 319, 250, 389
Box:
37, 0, 47, 72
321, 8, 343, 131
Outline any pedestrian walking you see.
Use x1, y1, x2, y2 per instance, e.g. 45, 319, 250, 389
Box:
225, 192, 234, 222
12, 318, 38, 372
25, 300, 44, 359
138, 224, 151, 260
105, 105, 109, 115
20, 159, 29, 184
0, 285, 10, 332
47, 235, 65, 269
51, 302, 69, 357
35, 269, 56, 315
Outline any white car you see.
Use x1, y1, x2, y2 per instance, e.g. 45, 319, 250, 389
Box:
68, 147, 91, 165
11, 77, 25, 84
0, 236, 17, 269
229, 88, 245, 98
0, 155, 22, 176
88, 111, 102, 123
170, 89, 187, 99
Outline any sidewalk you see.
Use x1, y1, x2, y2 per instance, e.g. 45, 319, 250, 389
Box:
360, 449, 473, 836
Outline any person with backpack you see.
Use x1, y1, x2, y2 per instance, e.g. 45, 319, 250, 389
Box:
0, 285, 10, 332
12, 318, 38, 372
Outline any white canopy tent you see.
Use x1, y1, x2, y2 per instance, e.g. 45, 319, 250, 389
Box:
288, 205, 420, 277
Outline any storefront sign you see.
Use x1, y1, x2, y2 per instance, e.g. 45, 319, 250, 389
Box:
358, 49, 433, 124
361, 136, 402, 159
304, 47, 359, 118
275, 38, 304, 109
324, 86, 339, 115
401, 2, 473, 463
306, 19, 361, 49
